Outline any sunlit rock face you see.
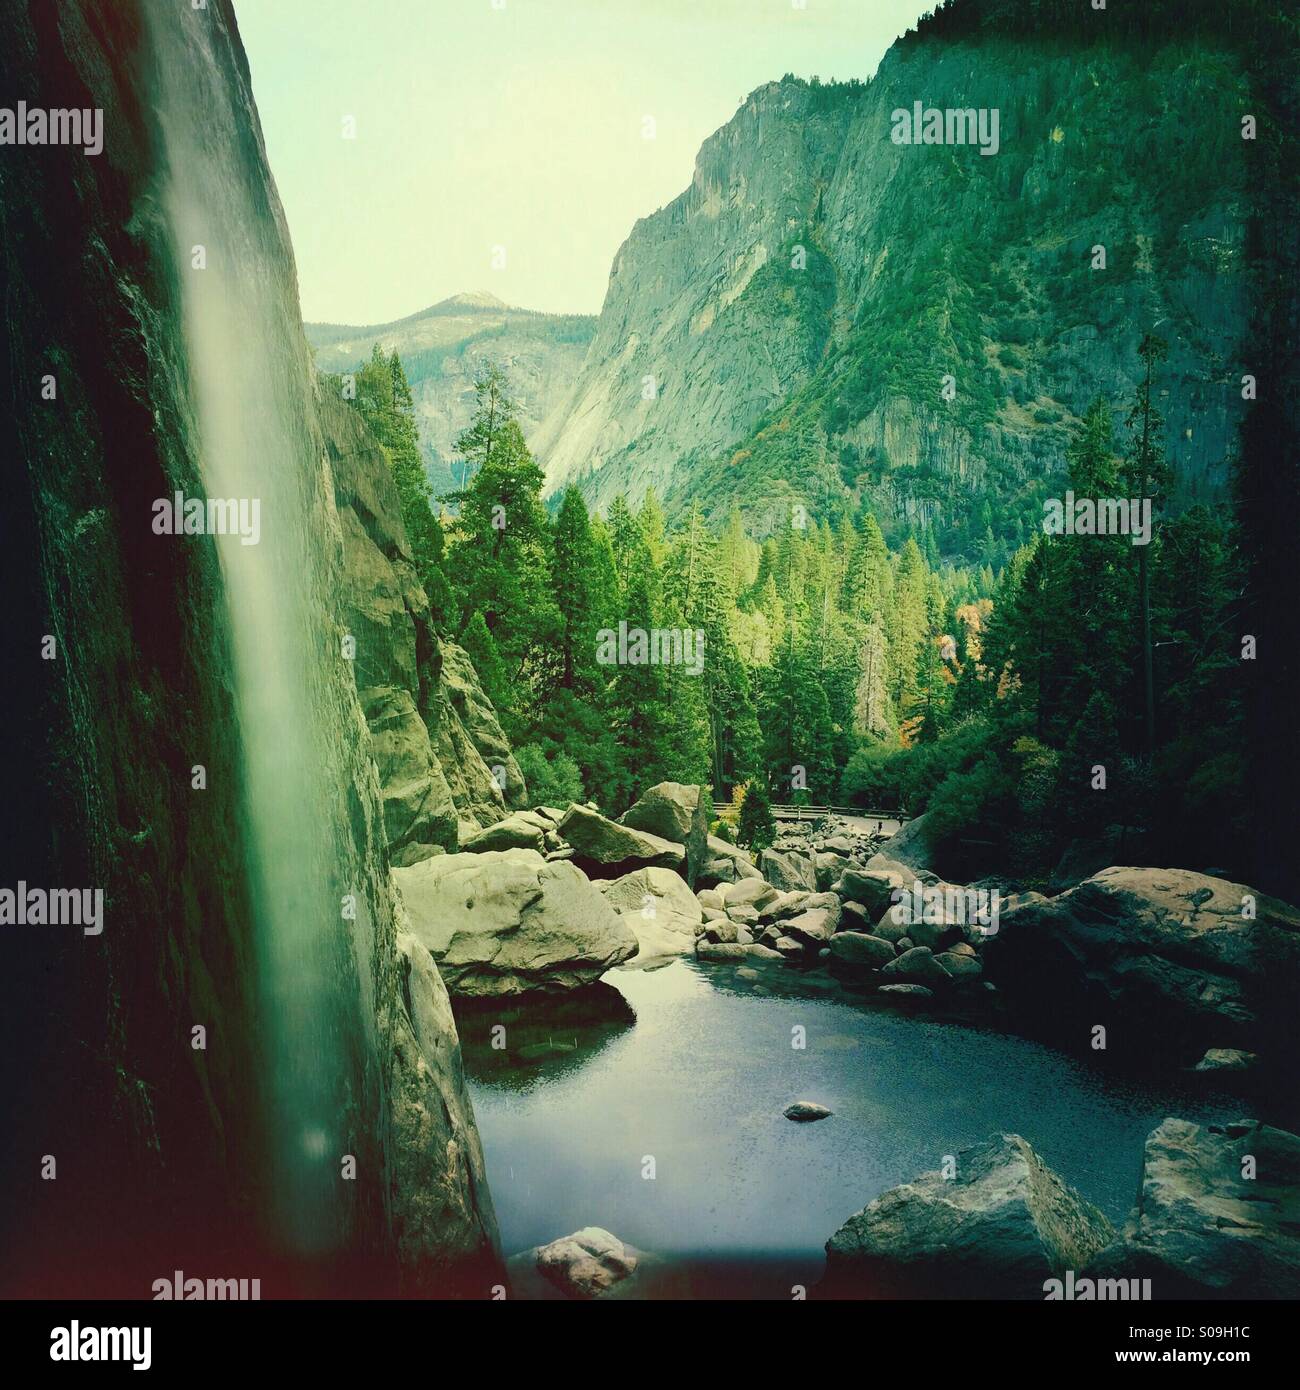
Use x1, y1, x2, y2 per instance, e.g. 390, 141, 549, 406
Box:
0, 0, 498, 1296
536, 27, 1251, 538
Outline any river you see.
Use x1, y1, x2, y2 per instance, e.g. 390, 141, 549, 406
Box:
461, 956, 1239, 1298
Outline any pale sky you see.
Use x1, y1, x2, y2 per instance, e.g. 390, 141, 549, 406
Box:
236, 0, 932, 324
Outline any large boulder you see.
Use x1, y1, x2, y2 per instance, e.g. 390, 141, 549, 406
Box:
559, 803, 685, 878
528, 1228, 639, 1299
723, 877, 781, 911
601, 866, 703, 965
782, 907, 841, 948
460, 811, 548, 855
393, 850, 636, 995
698, 835, 763, 888
834, 859, 914, 918
982, 867, 1300, 1066
828, 932, 897, 971
1084, 1118, 1300, 1299
881, 946, 951, 987
620, 783, 710, 888
760, 847, 819, 893
867, 812, 935, 873
821, 1134, 1114, 1299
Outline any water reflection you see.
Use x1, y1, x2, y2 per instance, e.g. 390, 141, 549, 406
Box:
457, 982, 636, 1091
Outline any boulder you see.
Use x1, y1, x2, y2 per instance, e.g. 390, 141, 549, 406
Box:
393, 849, 636, 995
459, 812, 547, 855
877, 983, 934, 1000
756, 890, 806, 923
534, 1227, 638, 1299
1084, 1118, 1300, 1299
881, 946, 951, 987
982, 867, 1300, 1065
782, 907, 840, 948
834, 860, 913, 917
558, 803, 685, 878
761, 847, 818, 893
1191, 1047, 1258, 1074
697, 887, 725, 912
839, 900, 871, 932
390, 930, 500, 1278
601, 865, 703, 965
828, 932, 896, 970
934, 950, 983, 981
699, 835, 763, 888
620, 782, 710, 887
785, 1101, 833, 1123
816, 853, 848, 891
725, 877, 781, 911
866, 812, 936, 873
705, 920, 739, 945
772, 936, 804, 959
727, 904, 760, 926
696, 941, 783, 963
821, 1133, 1115, 1298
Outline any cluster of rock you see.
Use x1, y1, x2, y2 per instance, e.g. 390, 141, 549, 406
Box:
676, 811, 1010, 999
676, 807, 1300, 1078
388, 763, 1300, 1087
820, 1117, 1300, 1300
392, 783, 716, 996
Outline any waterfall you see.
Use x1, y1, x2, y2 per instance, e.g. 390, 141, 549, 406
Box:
145, 1, 348, 1260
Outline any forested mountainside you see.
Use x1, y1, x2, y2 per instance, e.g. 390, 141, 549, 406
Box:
340, 0, 1297, 904
533, 0, 1260, 569
307, 294, 594, 499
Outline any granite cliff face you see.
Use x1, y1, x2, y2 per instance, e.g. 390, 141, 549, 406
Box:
535, 5, 1253, 554
0, 0, 498, 1295
324, 391, 527, 862
308, 294, 595, 501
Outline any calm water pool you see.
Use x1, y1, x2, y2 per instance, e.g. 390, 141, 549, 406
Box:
461, 958, 1238, 1298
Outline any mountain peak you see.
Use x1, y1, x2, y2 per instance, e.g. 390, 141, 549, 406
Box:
435, 291, 511, 312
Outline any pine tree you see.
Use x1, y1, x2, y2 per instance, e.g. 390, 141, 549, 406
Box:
737, 780, 776, 853
552, 487, 597, 690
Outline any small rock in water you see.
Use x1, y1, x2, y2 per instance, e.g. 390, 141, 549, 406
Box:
784, 1101, 833, 1123
1192, 1047, 1258, 1073
878, 983, 934, 1000
535, 1226, 637, 1298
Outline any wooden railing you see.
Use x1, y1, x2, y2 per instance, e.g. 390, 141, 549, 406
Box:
769, 804, 911, 822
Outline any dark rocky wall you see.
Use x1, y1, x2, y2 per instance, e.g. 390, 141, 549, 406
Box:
0, 0, 499, 1296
